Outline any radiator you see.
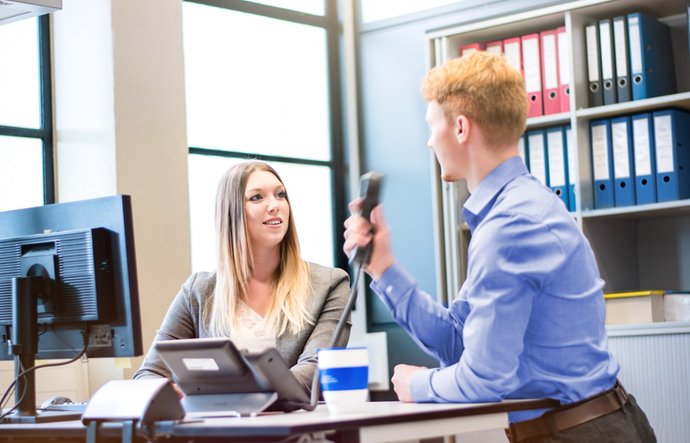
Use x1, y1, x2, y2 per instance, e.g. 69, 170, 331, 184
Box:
607, 322, 690, 443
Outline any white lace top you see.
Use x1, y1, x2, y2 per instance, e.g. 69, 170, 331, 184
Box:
229, 299, 276, 352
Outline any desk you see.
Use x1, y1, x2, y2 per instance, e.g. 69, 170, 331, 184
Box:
0, 399, 557, 443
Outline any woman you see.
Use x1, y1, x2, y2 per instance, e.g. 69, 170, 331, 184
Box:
134, 161, 350, 395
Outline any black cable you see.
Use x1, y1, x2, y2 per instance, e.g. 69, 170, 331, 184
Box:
0, 326, 90, 419
308, 263, 364, 408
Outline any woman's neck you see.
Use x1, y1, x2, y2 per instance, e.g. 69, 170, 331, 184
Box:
249, 245, 280, 283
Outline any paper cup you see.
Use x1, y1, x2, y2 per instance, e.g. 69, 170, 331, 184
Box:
318, 347, 369, 414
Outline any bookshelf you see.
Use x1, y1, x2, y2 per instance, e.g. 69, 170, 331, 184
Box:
426, 0, 690, 298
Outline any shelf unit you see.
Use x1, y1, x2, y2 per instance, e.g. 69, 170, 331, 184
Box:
426, 0, 690, 299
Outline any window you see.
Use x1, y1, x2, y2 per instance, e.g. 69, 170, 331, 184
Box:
359, 0, 462, 24
240, 0, 325, 16
0, 16, 53, 211
183, 0, 345, 272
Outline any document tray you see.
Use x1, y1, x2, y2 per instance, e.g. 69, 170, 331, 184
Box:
155, 338, 313, 416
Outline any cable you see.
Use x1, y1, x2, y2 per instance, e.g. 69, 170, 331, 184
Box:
308, 263, 364, 409
0, 326, 90, 420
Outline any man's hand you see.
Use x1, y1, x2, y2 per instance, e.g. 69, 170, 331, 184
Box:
172, 382, 184, 399
391, 364, 427, 403
343, 200, 395, 280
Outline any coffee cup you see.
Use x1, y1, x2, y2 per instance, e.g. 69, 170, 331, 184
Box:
318, 347, 369, 414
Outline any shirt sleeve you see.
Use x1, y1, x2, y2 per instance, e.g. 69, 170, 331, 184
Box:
370, 265, 468, 366
384, 212, 568, 403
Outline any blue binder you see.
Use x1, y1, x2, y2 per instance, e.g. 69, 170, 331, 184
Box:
518, 134, 529, 170
627, 12, 676, 100
565, 125, 577, 212
610, 116, 636, 207
653, 109, 690, 202
526, 129, 549, 187
631, 113, 657, 205
590, 119, 614, 209
546, 126, 569, 209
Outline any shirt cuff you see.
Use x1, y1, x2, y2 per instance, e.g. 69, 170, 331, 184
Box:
410, 367, 434, 402
369, 263, 417, 304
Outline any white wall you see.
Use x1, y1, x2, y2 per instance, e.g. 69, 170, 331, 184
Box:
51, 0, 191, 395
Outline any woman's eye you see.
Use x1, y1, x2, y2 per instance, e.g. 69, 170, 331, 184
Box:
248, 194, 263, 202
276, 191, 287, 199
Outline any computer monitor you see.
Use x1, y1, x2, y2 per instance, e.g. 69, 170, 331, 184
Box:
0, 195, 143, 423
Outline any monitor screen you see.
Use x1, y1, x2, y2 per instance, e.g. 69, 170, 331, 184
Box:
0, 195, 143, 422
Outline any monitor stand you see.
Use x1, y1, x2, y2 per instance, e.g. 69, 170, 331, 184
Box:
2, 275, 81, 424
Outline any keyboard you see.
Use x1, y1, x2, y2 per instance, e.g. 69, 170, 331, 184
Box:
43, 401, 88, 413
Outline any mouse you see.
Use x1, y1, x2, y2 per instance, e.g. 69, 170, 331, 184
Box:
40, 395, 73, 409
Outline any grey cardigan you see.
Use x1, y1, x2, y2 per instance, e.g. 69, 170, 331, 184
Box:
133, 262, 350, 394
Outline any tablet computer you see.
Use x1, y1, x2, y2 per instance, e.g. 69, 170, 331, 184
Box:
155, 338, 313, 415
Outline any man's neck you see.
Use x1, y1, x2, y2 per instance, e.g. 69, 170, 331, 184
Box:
466, 144, 519, 193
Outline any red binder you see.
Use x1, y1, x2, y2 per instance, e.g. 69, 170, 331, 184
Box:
557, 26, 571, 112
540, 29, 560, 115
459, 42, 485, 58
521, 33, 543, 118
502, 37, 522, 75
485, 40, 503, 55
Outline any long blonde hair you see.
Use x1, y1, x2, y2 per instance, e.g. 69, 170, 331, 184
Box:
205, 161, 312, 337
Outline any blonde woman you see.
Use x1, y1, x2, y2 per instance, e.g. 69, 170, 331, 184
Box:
134, 161, 350, 395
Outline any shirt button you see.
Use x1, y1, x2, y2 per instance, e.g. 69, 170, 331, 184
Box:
386, 285, 393, 294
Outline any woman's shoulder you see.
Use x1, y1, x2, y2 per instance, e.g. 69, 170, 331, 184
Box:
307, 262, 347, 279
306, 262, 349, 285
182, 271, 217, 301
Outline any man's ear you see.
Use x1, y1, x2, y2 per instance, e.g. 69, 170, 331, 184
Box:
455, 115, 469, 143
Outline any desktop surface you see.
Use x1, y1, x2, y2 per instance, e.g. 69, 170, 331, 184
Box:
0, 399, 557, 443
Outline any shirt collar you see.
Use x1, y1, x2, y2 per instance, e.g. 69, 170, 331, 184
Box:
462, 156, 527, 232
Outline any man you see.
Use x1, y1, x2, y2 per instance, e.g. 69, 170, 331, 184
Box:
343, 52, 655, 442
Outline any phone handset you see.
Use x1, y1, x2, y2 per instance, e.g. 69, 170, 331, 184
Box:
349, 171, 383, 266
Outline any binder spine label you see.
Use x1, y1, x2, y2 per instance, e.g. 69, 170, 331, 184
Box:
547, 131, 566, 186
528, 133, 547, 185
613, 19, 628, 76
633, 118, 652, 176
567, 127, 576, 182
558, 31, 570, 84
592, 125, 610, 180
518, 137, 527, 166
504, 40, 521, 72
586, 25, 600, 81
654, 115, 674, 173
543, 34, 558, 89
612, 121, 631, 179
600, 21, 614, 81
522, 37, 542, 92
629, 16, 642, 74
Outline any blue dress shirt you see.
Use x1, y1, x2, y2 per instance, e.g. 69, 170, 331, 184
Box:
371, 156, 619, 422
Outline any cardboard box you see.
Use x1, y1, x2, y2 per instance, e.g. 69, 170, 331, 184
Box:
604, 290, 665, 324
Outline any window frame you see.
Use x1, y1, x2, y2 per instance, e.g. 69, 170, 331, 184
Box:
184, 0, 347, 270
0, 15, 55, 206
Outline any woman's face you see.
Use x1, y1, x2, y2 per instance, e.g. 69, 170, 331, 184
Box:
244, 170, 290, 251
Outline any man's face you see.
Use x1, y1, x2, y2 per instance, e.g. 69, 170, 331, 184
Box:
425, 100, 465, 182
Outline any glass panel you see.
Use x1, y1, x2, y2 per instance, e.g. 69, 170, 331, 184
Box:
0, 18, 41, 129
242, 0, 325, 15
183, 3, 331, 161
188, 155, 335, 273
0, 136, 44, 211
360, 0, 462, 23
